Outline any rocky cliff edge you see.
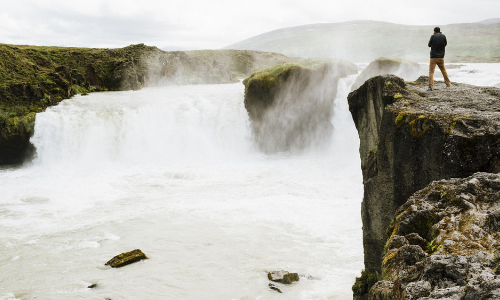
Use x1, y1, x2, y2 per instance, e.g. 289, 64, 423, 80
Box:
348, 75, 500, 299
373, 172, 500, 300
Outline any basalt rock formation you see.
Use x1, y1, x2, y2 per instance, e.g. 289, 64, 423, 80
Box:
243, 58, 357, 152
348, 75, 500, 299
0, 43, 294, 164
351, 57, 423, 91
370, 172, 500, 300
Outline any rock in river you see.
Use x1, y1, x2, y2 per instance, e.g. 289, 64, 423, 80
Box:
243, 58, 357, 152
268, 270, 300, 284
105, 249, 148, 268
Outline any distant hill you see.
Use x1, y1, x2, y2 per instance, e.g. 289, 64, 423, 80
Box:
478, 18, 500, 25
225, 20, 500, 62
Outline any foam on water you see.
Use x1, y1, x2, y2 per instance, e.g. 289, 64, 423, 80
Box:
432, 63, 500, 88
0, 78, 363, 299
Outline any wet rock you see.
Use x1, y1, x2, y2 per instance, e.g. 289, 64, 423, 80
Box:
105, 249, 148, 268
87, 283, 97, 289
268, 270, 300, 284
0, 113, 37, 165
268, 283, 282, 293
243, 58, 356, 152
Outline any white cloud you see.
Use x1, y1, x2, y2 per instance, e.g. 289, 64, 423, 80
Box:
0, 0, 498, 49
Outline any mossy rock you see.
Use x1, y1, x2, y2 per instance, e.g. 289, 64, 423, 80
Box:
374, 173, 500, 298
243, 58, 356, 99
267, 270, 300, 284
352, 269, 378, 300
243, 58, 356, 152
105, 249, 148, 268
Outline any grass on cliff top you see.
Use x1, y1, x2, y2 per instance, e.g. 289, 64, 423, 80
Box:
0, 43, 162, 135
1, 44, 100, 87
0, 43, 158, 89
243, 58, 336, 89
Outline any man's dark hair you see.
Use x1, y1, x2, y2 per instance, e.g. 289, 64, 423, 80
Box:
434, 27, 441, 33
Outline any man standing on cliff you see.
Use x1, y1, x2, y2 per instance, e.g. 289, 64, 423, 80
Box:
427, 27, 451, 91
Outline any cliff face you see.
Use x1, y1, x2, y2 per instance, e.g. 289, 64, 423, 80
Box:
371, 172, 500, 300
348, 75, 500, 298
243, 59, 357, 152
0, 44, 294, 164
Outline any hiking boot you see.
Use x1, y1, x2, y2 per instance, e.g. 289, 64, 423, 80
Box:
427, 87, 433, 91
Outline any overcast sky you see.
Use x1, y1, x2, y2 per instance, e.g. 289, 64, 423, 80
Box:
0, 0, 498, 50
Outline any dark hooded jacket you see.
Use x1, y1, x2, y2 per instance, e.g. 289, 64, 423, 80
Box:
428, 32, 447, 58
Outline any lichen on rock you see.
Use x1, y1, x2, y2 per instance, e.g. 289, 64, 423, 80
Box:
372, 173, 500, 300
348, 74, 500, 300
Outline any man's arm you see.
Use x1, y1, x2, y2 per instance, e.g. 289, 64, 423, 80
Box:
444, 35, 447, 47
428, 36, 433, 47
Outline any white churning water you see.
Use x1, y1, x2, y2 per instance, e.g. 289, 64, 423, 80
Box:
0, 77, 363, 300
0, 64, 496, 300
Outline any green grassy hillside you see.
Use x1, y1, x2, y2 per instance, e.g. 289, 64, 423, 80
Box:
225, 20, 500, 63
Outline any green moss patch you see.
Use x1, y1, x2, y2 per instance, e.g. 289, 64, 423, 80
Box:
243, 58, 333, 90
395, 113, 406, 128
352, 269, 378, 297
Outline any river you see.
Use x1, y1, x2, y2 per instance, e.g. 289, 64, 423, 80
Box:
1, 64, 498, 299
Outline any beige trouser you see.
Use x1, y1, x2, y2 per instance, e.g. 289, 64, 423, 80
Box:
429, 58, 451, 87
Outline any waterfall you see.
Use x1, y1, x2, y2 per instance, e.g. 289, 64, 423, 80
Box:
1, 78, 364, 300
31, 84, 252, 167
